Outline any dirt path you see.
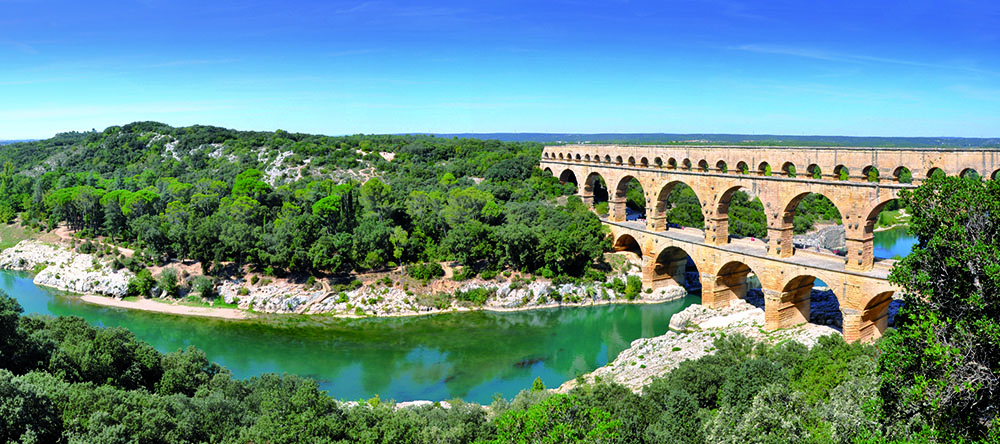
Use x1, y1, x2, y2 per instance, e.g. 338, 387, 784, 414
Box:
80, 295, 249, 320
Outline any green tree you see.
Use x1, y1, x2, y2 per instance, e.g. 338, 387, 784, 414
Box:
879, 174, 1000, 439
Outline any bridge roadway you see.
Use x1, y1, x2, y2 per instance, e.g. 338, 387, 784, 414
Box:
541, 144, 1000, 343
605, 219, 895, 343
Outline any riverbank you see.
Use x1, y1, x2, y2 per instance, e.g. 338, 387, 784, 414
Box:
80, 294, 248, 319
556, 299, 842, 394
1, 238, 692, 321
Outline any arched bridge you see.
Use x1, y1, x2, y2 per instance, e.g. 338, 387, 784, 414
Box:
541, 144, 1000, 342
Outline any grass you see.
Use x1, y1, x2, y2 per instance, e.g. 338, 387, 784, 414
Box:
0, 222, 35, 251
875, 209, 912, 229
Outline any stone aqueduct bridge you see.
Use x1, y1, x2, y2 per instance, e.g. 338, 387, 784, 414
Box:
540, 144, 1000, 343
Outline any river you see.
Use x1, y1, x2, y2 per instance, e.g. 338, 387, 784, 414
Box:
874, 226, 917, 260
0, 269, 698, 404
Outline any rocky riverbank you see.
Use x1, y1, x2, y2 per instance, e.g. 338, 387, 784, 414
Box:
219, 273, 689, 318
793, 224, 846, 251
1, 239, 692, 320
556, 299, 843, 394
0, 240, 133, 297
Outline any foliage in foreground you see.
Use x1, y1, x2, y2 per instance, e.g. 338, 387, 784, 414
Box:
878, 174, 1000, 441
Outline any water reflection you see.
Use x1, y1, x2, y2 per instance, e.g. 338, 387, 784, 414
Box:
874, 226, 917, 259
1, 270, 696, 403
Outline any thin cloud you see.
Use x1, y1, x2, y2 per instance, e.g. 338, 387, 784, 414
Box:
0, 39, 37, 54
731, 44, 995, 74
144, 58, 240, 68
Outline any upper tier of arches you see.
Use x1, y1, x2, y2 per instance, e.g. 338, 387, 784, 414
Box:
542, 145, 1000, 184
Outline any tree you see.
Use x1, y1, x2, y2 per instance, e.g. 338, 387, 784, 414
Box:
879, 174, 1000, 440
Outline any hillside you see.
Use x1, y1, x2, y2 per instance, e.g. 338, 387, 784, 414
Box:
0, 122, 612, 297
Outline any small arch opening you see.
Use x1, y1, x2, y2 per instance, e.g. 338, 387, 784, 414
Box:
698, 159, 709, 172
628, 156, 636, 166
927, 167, 945, 179
716, 160, 728, 173
758, 162, 772, 176
736, 161, 749, 175
834, 165, 850, 181
807, 164, 822, 180
682, 159, 692, 171
640, 157, 649, 167
893, 167, 913, 184
667, 158, 677, 169
960, 168, 981, 180
782, 162, 797, 178
863, 166, 880, 183
615, 156, 623, 165
654, 157, 663, 168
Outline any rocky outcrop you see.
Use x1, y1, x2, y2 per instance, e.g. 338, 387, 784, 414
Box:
219, 272, 689, 317
558, 299, 841, 394
0, 240, 133, 297
794, 225, 846, 251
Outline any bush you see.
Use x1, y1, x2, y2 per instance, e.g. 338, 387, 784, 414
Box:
76, 241, 97, 254
158, 269, 179, 297
594, 201, 610, 216
127, 269, 156, 297
452, 267, 476, 281
454, 288, 492, 305
642, 389, 703, 444
719, 358, 787, 414
408, 262, 445, 281
624, 275, 642, 300
193, 276, 215, 299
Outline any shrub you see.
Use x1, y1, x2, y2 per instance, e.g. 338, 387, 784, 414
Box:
452, 267, 476, 281
193, 276, 215, 299
594, 201, 610, 216
127, 269, 156, 297
77, 241, 96, 254
158, 269, 179, 298
407, 262, 446, 281
624, 275, 642, 300
454, 288, 492, 305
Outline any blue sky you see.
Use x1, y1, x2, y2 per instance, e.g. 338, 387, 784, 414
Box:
2, 0, 999, 139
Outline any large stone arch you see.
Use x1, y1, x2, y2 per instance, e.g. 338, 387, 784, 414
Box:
843, 290, 894, 343
609, 174, 644, 222
708, 184, 771, 245
558, 168, 579, 187
767, 273, 843, 331
582, 171, 610, 208
768, 190, 849, 259
643, 245, 698, 290
703, 260, 763, 309
612, 233, 643, 259
649, 179, 704, 232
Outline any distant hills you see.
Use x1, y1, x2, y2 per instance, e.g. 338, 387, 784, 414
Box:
0, 140, 35, 145
429, 133, 1000, 148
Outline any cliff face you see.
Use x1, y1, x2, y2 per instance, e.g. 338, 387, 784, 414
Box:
0, 240, 133, 297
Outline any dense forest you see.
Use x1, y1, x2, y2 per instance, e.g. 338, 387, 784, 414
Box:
0, 123, 611, 285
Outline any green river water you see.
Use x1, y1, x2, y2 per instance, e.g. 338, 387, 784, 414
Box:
1, 228, 914, 403
1, 269, 698, 404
